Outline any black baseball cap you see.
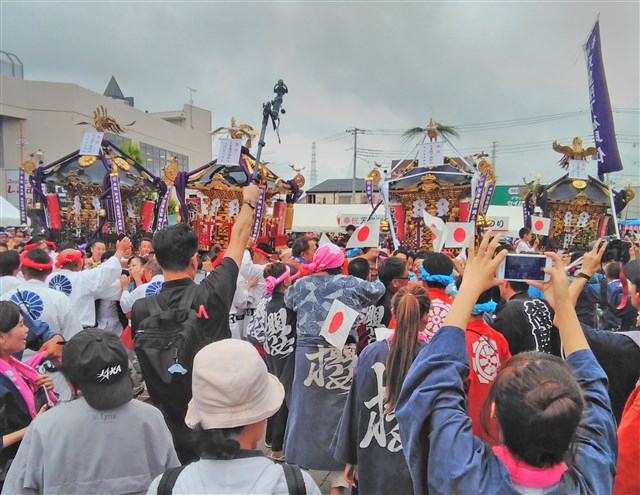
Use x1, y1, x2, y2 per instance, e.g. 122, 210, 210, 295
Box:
61, 329, 132, 410
623, 259, 640, 287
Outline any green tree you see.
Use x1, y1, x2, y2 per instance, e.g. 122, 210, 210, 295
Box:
121, 143, 144, 166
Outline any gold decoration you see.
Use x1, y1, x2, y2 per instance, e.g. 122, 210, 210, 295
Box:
99, 208, 107, 217
113, 157, 130, 172
35, 202, 42, 211
210, 117, 258, 148
552, 137, 598, 170
78, 156, 98, 168
572, 180, 587, 190
76, 105, 135, 135
19, 160, 37, 175
162, 159, 180, 185
624, 188, 635, 202
366, 169, 381, 187
293, 173, 305, 188
380, 219, 390, 233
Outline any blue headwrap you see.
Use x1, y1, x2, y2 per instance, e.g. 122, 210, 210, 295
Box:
471, 300, 497, 316
420, 265, 455, 286
346, 248, 362, 258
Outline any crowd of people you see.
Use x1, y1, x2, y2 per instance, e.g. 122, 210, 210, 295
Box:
0, 185, 639, 495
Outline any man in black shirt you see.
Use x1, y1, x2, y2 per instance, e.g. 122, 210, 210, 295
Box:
132, 184, 259, 462
493, 280, 560, 356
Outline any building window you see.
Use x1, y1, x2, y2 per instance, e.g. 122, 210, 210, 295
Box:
139, 142, 189, 176
104, 132, 131, 150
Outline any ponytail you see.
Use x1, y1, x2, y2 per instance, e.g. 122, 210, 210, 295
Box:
385, 285, 430, 414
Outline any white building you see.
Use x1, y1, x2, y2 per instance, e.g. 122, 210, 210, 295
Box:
0, 64, 212, 205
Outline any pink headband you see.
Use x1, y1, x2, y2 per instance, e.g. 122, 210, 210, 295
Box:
264, 265, 291, 296
306, 244, 345, 273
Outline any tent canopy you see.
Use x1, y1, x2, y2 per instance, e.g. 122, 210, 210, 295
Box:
0, 196, 29, 227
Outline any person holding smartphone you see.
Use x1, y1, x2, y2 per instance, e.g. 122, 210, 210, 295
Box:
0, 301, 54, 487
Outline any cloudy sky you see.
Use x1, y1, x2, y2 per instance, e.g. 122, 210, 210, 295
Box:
2, 1, 638, 189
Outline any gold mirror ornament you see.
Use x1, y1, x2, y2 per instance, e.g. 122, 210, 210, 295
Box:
78, 156, 98, 168
572, 180, 587, 190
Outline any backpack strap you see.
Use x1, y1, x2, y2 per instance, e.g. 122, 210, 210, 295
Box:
177, 284, 199, 312
281, 462, 306, 495
156, 465, 187, 495
145, 293, 165, 317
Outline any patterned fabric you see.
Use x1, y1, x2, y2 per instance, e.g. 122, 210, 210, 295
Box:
284, 274, 385, 339
246, 296, 270, 346
285, 337, 357, 471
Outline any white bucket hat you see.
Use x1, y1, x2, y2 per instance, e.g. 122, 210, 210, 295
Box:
185, 339, 285, 429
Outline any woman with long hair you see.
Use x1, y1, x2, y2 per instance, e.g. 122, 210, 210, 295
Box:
333, 285, 430, 495
0, 301, 55, 487
396, 236, 617, 495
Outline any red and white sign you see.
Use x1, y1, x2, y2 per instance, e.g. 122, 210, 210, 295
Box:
530, 215, 551, 236
444, 222, 475, 248
320, 299, 360, 350
5, 171, 33, 209
346, 220, 380, 248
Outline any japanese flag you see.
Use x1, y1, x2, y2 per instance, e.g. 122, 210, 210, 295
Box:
318, 233, 332, 247
423, 212, 446, 253
530, 216, 551, 236
444, 222, 475, 248
346, 220, 380, 249
320, 299, 360, 350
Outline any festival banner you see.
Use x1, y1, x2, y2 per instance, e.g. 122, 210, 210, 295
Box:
522, 198, 531, 230
469, 172, 488, 222
480, 182, 496, 216
110, 174, 125, 233
365, 178, 374, 205
584, 20, 623, 178
251, 187, 266, 241
390, 204, 406, 242
19, 169, 28, 224
156, 185, 173, 231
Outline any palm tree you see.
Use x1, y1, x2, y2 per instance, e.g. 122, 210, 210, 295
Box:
402, 118, 459, 144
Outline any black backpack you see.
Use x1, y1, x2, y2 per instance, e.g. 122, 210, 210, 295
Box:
156, 461, 306, 495
134, 284, 210, 417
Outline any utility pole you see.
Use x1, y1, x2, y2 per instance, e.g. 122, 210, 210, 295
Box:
491, 141, 497, 173
346, 128, 364, 203
310, 142, 318, 188
187, 87, 197, 128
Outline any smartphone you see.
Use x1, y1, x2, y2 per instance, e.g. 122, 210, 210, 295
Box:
497, 254, 551, 282
34, 385, 53, 410
121, 269, 130, 277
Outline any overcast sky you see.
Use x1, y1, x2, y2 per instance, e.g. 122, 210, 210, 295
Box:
2, 1, 638, 189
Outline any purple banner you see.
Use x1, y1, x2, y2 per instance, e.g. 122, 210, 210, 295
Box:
469, 172, 488, 222
480, 182, 496, 216
365, 179, 373, 205
251, 187, 266, 241
19, 169, 28, 224
522, 196, 531, 230
110, 174, 125, 233
156, 185, 173, 231
584, 20, 623, 178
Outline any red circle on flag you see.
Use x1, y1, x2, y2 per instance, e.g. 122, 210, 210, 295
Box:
454, 228, 467, 243
534, 220, 544, 231
329, 312, 344, 334
357, 226, 370, 242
